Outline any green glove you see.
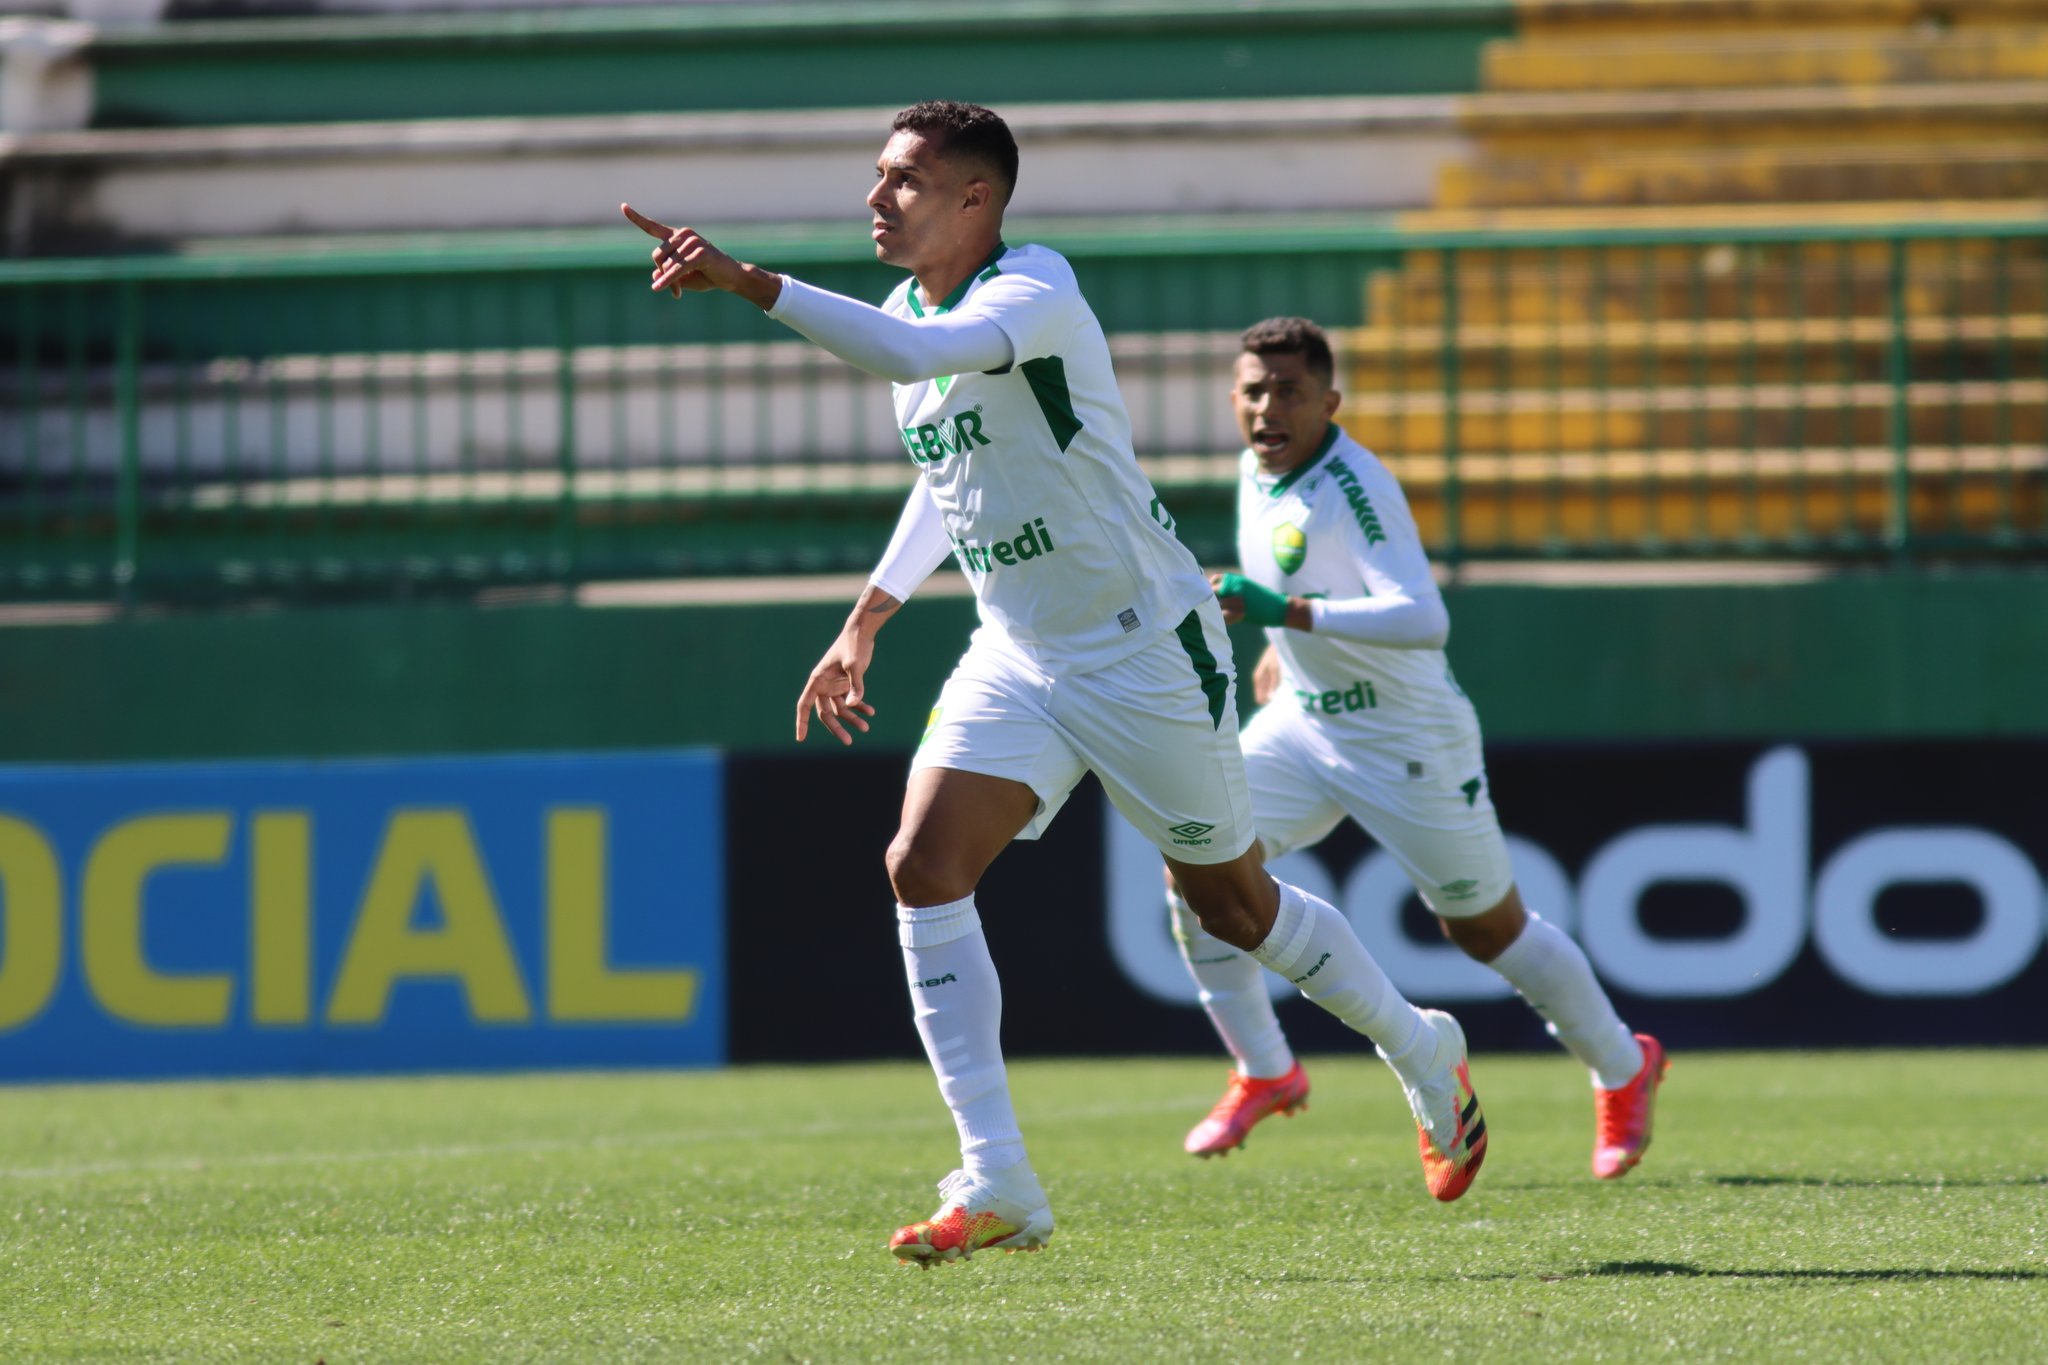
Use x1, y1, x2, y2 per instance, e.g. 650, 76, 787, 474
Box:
1213, 572, 1290, 627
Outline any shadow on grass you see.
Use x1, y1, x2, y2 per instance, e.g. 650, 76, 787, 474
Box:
1571, 1261, 2047, 1283
1711, 1174, 2048, 1190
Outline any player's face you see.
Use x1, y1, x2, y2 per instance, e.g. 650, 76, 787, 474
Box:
867, 131, 976, 272
1232, 351, 1342, 472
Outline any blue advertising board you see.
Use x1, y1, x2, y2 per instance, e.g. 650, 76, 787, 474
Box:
0, 751, 724, 1080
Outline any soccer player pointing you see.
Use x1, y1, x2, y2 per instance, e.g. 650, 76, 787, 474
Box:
1175, 318, 1669, 1176
627, 103, 1486, 1264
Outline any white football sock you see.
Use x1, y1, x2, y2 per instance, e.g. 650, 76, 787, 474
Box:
898, 895, 1028, 1175
1168, 887, 1295, 1079
1487, 910, 1644, 1089
1248, 878, 1434, 1082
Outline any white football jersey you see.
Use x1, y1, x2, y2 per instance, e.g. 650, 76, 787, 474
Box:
1236, 424, 1480, 752
885, 243, 1211, 672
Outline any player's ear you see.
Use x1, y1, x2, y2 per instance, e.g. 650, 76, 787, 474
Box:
961, 177, 993, 216
1322, 386, 1343, 418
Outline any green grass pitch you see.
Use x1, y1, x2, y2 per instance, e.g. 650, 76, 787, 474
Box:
1, 1050, 2043, 1363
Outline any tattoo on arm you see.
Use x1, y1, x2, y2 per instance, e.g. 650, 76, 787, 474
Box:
865, 593, 902, 616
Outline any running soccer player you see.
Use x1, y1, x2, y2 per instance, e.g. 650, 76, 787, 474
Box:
1171, 316, 1667, 1177
625, 103, 1487, 1264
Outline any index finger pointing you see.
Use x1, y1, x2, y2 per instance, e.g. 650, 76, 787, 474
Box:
621, 203, 675, 241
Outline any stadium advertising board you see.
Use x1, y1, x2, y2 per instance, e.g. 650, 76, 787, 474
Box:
1109, 743, 2047, 1009
0, 752, 724, 1080
730, 740, 2048, 1061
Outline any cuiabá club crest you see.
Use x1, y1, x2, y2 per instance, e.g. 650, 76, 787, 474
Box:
1271, 522, 1307, 575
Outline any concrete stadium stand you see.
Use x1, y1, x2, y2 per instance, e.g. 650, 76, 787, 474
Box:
0, 97, 1467, 249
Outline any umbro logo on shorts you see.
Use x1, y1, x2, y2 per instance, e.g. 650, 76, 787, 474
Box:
1440, 880, 1481, 902
1168, 821, 1216, 846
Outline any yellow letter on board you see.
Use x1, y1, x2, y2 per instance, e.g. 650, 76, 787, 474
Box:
326, 810, 531, 1025
82, 813, 234, 1026
250, 811, 311, 1026
0, 815, 63, 1032
546, 808, 695, 1022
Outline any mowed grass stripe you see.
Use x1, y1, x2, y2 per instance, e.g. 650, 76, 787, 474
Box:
0, 1093, 1217, 1183
0, 1050, 2043, 1364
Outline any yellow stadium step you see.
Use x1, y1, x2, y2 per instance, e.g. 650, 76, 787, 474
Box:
1397, 200, 2048, 233
1397, 464, 2042, 551
1365, 254, 2048, 328
1343, 315, 2048, 391
1337, 379, 2048, 455
1442, 142, 2048, 210
1512, 0, 2048, 41
1485, 26, 2048, 92
1455, 82, 2048, 153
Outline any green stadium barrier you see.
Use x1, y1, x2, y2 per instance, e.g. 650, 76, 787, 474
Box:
80, 1, 1511, 128
3, 217, 2045, 602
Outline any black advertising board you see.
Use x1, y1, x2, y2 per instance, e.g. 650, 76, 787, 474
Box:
726, 740, 2048, 1062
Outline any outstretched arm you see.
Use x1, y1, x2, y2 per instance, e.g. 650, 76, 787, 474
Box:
770, 277, 1014, 384
622, 203, 1013, 383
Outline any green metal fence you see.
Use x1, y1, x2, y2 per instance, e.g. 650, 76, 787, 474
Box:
3, 218, 2044, 602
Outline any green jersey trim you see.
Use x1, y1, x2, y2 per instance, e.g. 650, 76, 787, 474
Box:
904, 241, 1009, 318
1020, 355, 1082, 452
1263, 423, 1343, 499
1326, 454, 1390, 546
1174, 608, 1230, 730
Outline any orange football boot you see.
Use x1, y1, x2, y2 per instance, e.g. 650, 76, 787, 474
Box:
1405, 1010, 1488, 1202
888, 1167, 1053, 1266
1593, 1033, 1669, 1179
1184, 1061, 1311, 1157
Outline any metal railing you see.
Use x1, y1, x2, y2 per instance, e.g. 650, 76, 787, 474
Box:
3, 219, 2044, 601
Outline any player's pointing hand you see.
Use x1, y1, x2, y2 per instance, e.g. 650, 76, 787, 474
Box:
621, 203, 785, 310
622, 203, 718, 296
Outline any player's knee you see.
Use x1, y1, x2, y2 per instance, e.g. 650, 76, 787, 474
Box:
1186, 901, 1262, 951
1439, 899, 1524, 963
1174, 854, 1281, 951
1176, 883, 1267, 952
885, 834, 974, 908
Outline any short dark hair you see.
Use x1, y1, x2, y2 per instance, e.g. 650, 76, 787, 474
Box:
892, 100, 1020, 203
1240, 316, 1335, 386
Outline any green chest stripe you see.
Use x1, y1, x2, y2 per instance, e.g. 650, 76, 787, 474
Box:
1021, 356, 1081, 452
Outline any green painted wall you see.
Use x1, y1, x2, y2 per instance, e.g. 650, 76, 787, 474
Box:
3, 570, 2042, 765
1448, 571, 2048, 741
88, 2, 1512, 128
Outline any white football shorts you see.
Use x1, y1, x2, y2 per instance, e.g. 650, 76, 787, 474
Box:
911, 604, 1256, 865
1241, 702, 1514, 916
